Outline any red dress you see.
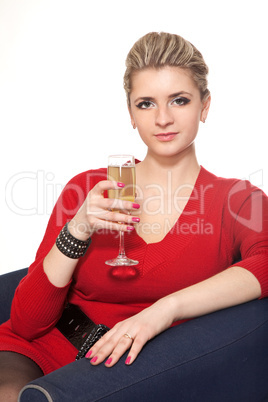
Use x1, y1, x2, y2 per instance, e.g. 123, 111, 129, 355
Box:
1, 166, 268, 375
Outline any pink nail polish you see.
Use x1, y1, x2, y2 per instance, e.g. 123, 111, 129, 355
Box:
85, 350, 92, 359
125, 356, 131, 365
127, 226, 134, 231
117, 182, 125, 188
91, 356, 98, 363
132, 203, 140, 209
132, 217, 140, 222
106, 358, 112, 365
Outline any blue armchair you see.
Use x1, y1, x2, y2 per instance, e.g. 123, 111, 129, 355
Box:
1, 268, 268, 402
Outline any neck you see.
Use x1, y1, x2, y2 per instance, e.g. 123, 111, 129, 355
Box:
138, 143, 200, 185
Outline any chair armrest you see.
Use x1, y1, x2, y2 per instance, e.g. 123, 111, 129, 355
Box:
19, 299, 268, 402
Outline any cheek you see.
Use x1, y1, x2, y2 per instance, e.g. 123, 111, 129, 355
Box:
134, 118, 152, 147
183, 108, 202, 128
136, 129, 150, 147
135, 115, 151, 132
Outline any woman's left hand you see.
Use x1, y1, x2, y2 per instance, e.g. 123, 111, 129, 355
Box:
86, 297, 175, 367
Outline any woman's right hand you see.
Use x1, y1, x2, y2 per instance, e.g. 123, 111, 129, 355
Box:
43, 180, 139, 288
68, 180, 140, 241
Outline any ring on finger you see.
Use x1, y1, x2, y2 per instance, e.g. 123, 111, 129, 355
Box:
123, 333, 133, 341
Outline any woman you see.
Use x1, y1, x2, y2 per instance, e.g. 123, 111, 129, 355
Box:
0, 32, 267, 400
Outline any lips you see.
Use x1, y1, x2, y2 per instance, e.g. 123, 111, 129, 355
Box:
155, 132, 178, 142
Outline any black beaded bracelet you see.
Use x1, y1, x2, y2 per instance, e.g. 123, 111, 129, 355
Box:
56, 223, 91, 259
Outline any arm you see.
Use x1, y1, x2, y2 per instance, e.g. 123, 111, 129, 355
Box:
43, 180, 138, 287
89, 183, 268, 367
10, 177, 140, 340
169, 265, 261, 319
88, 264, 262, 367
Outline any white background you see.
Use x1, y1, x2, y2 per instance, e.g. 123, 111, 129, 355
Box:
1, 0, 267, 274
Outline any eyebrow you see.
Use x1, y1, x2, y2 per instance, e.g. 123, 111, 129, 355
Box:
169, 91, 193, 98
134, 91, 193, 104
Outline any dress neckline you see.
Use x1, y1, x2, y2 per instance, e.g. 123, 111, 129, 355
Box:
132, 165, 205, 247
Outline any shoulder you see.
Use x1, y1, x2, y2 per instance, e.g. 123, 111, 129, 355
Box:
55, 167, 107, 212
200, 166, 267, 232
63, 167, 107, 194
200, 166, 265, 200
200, 166, 243, 188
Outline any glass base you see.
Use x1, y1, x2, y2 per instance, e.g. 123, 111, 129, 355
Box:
105, 255, 139, 266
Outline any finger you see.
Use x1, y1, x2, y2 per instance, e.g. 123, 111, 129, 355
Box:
103, 334, 134, 367
124, 335, 146, 366
88, 331, 125, 365
92, 180, 125, 195
103, 198, 139, 213
99, 209, 139, 225
85, 327, 120, 358
84, 201, 134, 224
86, 197, 139, 220
100, 220, 136, 234
88, 219, 135, 234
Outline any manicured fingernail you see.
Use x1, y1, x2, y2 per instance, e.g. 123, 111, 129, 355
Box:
127, 226, 134, 231
132, 203, 140, 209
125, 356, 131, 365
117, 182, 125, 188
85, 350, 92, 359
132, 217, 140, 222
106, 358, 112, 365
91, 356, 98, 363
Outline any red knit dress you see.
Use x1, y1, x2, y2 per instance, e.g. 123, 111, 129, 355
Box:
1, 166, 268, 375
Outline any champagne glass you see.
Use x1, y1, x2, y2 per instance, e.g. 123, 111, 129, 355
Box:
105, 155, 139, 266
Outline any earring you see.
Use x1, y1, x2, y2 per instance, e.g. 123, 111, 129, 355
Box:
132, 123, 136, 129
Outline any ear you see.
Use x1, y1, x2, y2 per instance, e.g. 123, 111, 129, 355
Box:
201, 95, 211, 123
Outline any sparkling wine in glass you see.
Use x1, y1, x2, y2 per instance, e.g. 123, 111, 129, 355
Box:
105, 155, 138, 266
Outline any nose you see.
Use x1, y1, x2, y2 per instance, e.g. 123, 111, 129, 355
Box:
155, 105, 174, 127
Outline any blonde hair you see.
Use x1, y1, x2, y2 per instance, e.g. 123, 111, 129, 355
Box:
124, 32, 210, 105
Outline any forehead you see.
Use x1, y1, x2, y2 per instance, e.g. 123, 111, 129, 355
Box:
130, 66, 198, 95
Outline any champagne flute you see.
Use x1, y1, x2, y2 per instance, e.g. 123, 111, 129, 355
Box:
105, 155, 138, 266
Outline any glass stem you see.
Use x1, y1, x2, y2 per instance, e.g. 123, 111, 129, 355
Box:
118, 229, 126, 258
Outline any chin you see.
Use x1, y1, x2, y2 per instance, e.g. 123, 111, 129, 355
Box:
154, 141, 195, 158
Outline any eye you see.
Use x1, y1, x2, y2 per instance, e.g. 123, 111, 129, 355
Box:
136, 100, 155, 109
171, 97, 190, 106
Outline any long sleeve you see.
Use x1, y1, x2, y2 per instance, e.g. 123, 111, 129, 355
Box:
8, 167, 268, 341
225, 179, 268, 297
10, 168, 105, 340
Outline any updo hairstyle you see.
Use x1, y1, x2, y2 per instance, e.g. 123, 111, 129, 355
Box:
123, 32, 210, 105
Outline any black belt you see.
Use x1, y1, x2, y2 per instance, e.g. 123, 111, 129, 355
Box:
56, 303, 110, 360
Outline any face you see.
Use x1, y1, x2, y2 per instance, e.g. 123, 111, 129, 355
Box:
128, 66, 210, 159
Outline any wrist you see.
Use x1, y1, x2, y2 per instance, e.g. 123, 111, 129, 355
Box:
68, 219, 93, 241
153, 294, 180, 327
56, 223, 91, 259
161, 293, 183, 324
